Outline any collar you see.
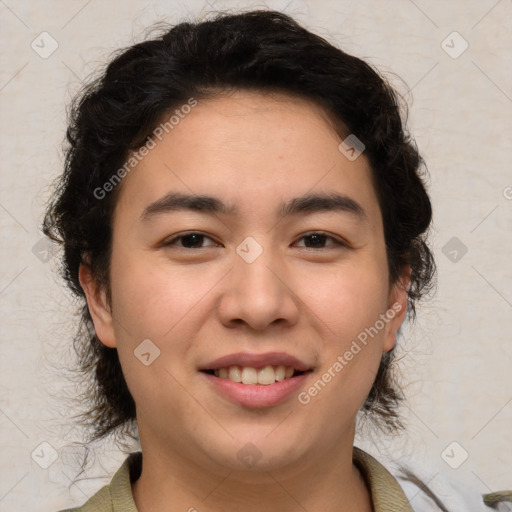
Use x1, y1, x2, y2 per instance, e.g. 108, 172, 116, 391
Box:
106, 447, 413, 512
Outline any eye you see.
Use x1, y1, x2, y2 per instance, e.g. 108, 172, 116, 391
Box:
162, 232, 219, 249
161, 231, 346, 250
294, 232, 346, 249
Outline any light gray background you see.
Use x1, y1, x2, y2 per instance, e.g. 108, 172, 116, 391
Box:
0, 1, 511, 510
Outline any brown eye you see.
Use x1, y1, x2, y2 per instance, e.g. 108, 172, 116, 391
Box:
163, 232, 218, 249
294, 232, 345, 249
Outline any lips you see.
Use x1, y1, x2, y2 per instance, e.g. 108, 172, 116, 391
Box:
199, 352, 313, 408
198, 352, 312, 373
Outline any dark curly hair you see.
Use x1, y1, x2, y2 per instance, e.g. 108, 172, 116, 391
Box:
43, 9, 435, 443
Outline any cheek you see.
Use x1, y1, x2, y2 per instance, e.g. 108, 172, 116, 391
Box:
299, 259, 390, 402
107, 250, 232, 395
109, 247, 215, 339
299, 258, 389, 340
107, 251, 210, 420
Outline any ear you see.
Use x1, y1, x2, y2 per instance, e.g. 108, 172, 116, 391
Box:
79, 262, 117, 348
382, 265, 411, 353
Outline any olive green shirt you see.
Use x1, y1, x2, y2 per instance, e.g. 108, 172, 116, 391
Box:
58, 447, 505, 512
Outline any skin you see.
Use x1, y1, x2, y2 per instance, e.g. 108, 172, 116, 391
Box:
80, 90, 409, 512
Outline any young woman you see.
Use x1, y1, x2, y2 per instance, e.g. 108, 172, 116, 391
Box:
44, 9, 511, 512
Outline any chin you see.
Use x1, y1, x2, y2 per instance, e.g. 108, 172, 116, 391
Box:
198, 433, 309, 477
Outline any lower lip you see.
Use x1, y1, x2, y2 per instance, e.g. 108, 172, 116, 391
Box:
201, 372, 310, 408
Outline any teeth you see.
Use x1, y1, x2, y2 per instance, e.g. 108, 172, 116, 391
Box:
212, 365, 299, 385
228, 366, 242, 382
275, 366, 286, 381
241, 367, 258, 385
257, 365, 275, 385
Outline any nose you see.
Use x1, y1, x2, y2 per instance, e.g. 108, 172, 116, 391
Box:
217, 241, 300, 331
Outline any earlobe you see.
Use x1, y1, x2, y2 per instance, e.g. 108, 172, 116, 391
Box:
78, 263, 117, 348
382, 265, 411, 353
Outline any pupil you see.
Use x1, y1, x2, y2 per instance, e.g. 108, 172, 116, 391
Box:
183, 234, 202, 248
306, 234, 324, 247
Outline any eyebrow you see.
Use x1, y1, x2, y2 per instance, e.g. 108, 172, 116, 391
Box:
140, 191, 367, 222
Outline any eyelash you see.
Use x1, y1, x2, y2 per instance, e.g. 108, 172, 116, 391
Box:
161, 231, 347, 250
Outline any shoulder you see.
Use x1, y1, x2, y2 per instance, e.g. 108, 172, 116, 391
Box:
57, 484, 112, 512
56, 452, 141, 512
394, 463, 512, 512
354, 446, 512, 512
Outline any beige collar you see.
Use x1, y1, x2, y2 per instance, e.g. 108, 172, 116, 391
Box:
353, 446, 414, 512
102, 447, 413, 512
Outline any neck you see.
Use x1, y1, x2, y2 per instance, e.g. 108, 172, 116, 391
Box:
132, 435, 373, 512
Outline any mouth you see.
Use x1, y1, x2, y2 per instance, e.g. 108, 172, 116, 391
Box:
200, 365, 309, 385
198, 352, 314, 403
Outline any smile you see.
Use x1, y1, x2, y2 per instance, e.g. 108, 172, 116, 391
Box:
200, 355, 314, 408
204, 365, 304, 385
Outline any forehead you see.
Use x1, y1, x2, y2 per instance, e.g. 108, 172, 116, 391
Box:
113, 90, 381, 228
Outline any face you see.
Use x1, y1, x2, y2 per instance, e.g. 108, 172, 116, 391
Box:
81, 90, 408, 476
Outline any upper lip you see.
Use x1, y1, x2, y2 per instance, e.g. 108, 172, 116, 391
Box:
199, 352, 312, 372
